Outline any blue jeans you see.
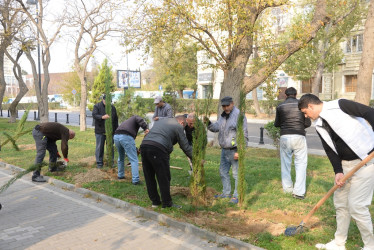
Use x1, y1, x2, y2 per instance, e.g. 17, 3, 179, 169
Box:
114, 134, 139, 182
220, 149, 239, 198
279, 134, 308, 196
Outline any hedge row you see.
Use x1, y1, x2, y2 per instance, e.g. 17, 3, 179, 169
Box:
1, 102, 64, 111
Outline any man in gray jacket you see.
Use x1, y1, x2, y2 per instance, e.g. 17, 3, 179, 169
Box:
206, 96, 248, 204
140, 115, 192, 208
152, 96, 173, 121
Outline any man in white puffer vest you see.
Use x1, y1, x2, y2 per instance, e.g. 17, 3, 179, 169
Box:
298, 94, 374, 250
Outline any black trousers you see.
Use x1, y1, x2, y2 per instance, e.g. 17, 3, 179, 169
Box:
140, 145, 172, 207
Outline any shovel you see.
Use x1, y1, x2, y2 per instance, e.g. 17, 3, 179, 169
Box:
285, 151, 374, 236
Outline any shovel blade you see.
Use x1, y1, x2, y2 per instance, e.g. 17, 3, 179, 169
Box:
285, 225, 304, 236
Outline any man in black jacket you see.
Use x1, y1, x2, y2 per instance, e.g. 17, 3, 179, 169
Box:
114, 115, 149, 184
92, 95, 118, 168
274, 87, 311, 199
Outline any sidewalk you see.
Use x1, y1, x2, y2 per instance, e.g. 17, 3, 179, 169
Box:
0, 162, 262, 250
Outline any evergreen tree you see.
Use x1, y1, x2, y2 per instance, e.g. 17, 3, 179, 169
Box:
237, 91, 247, 208
189, 87, 212, 206
90, 59, 115, 104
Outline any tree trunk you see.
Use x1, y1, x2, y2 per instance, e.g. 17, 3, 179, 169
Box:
78, 70, 87, 131
252, 88, 261, 116
312, 41, 327, 96
355, 1, 374, 105
0, 52, 7, 111
6, 50, 29, 123
177, 89, 184, 99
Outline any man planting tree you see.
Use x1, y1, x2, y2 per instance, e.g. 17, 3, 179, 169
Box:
299, 94, 374, 250
140, 115, 192, 209
32, 122, 75, 182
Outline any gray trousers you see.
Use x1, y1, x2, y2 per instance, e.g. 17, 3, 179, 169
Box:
32, 127, 58, 176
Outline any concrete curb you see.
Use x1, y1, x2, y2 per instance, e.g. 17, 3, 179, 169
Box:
0, 161, 263, 250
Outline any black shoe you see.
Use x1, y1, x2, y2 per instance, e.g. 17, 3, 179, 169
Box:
118, 176, 125, 180
132, 181, 142, 185
32, 176, 46, 182
97, 165, 103, 169
292, 194, 305, 200
162, 203, 182, 209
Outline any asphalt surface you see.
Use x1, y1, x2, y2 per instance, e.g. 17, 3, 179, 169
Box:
12, 110, 325, 155
0, 165, 237, 250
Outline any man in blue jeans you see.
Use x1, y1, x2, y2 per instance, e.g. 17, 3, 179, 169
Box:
206, 96, 248, 204
114, 115, 149, 184
274, 87, 311, 199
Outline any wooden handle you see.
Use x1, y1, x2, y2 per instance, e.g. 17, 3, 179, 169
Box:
303, 151, 374, 225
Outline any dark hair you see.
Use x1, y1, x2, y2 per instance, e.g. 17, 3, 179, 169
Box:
298, 94, 322, 110
285, 87, 297, 97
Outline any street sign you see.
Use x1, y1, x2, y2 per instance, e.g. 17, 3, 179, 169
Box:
72, 89, 77, 95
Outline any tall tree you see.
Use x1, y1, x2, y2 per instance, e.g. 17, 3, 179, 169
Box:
16, 0, 66, 122
283, 3, 364, 96
355, 1, 374, 105
152, 39, 197, 98
125, 0, 359, 110
65, 0, 124, 131
0, 0, 24, 111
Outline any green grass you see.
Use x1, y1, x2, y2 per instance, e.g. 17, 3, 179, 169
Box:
0, 118, 368, 249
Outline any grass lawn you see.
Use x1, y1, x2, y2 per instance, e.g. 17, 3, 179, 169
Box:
0, 118, 370, 250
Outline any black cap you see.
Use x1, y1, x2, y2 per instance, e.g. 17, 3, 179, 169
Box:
221, 96, 233, 106
102, 94, 106, 100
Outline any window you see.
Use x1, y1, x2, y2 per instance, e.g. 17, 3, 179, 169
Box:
346, 34, 363, 53
345, 75, 357, 92
301, 78, 322, 93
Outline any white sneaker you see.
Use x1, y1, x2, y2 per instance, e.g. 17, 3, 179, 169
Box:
315, 240, 346, 250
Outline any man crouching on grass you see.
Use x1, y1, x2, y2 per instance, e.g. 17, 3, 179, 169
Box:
32, 122, 75, 182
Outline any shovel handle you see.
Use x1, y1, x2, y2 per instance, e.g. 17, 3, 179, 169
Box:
302, 151, 374, 225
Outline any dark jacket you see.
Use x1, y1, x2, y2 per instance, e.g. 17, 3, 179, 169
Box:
92, 101, 118, 134
274, 97, 311, 136
114, 115, 148, 139
141, 118, 192, 159
38, 122, 70, 159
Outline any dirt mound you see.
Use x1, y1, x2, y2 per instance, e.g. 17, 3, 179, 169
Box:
73, 168, 113, 186
186, 209, 321, 237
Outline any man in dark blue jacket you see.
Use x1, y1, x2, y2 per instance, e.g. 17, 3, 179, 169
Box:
92, 95, 118, 168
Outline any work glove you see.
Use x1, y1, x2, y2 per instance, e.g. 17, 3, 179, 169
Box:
63, 158, 69, 167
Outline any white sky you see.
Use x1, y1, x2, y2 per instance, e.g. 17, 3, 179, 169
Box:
21, 0, 148, 74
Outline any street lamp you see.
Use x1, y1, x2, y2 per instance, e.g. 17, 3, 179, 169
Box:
26, 0, 41, 120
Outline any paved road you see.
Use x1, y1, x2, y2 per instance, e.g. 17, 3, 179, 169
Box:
12, 110, 324, 152
0, 167, 222, 250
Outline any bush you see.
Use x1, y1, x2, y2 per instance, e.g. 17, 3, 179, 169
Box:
264, 121, 280, 152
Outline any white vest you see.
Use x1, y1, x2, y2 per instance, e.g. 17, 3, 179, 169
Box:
315, 100, 374, 160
